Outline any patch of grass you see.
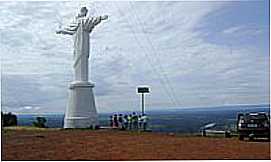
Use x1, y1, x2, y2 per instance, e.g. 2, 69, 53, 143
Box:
3, 126, 60, 131
60, 128, 99, 132
2, 129, 13, 136
174, 133, 201, 137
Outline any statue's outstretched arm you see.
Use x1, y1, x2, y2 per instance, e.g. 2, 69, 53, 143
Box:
85, 15, 108, 32
101, 15, 109, 20
56, 29, 75, 35
56, 21, 79, 35
69, 22, 79, 28
93, 15, 108, 26
64, 26, 78, 32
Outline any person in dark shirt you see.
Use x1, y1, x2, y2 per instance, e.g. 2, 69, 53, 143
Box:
118, 114, 124, 130
138, 115, 142, 129
123, 115, 128, 130
132, 112, 138, 130
109, 115, 113, 127
113, 114, 118, 128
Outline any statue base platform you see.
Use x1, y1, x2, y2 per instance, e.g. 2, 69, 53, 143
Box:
64, 81, 98, 128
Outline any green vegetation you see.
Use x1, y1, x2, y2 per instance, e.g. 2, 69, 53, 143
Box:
33, 117, 47, 128
3, 126, 61, 132
2, 112, 17, 126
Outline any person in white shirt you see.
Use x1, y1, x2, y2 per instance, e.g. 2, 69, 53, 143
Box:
141, 114, 149, 131
128, 114, 132, 130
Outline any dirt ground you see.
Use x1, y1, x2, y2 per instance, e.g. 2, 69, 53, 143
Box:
2, 128, 270, 160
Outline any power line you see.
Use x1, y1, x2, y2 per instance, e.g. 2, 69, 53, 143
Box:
112, 2, 178, 107
127, 2, 180, 107
113, 2, 177, 106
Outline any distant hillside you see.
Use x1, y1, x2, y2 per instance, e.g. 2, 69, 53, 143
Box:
16, 104, 269, 133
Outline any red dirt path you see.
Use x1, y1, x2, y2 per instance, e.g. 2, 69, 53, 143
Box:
2, 129, 270, 160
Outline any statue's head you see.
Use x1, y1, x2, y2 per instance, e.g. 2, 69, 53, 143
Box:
79, 7, 88, 17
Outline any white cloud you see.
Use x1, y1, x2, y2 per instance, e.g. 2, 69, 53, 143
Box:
223, 25, 264, 36
0, 1, 269, 113
223, 26, 243, 34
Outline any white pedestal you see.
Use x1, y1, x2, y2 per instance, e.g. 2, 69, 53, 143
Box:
64, 81, 98, 128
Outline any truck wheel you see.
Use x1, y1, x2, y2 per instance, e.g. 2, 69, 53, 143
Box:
249, 134, 254, 141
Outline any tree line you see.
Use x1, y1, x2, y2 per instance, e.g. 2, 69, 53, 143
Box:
1, 112, 47, 128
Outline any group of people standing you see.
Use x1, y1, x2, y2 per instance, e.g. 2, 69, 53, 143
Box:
110, 112, 149, 131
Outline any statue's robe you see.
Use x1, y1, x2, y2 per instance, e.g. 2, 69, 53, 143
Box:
73, 18, 90, 82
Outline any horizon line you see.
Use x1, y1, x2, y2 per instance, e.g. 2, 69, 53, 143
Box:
4, 103, 270, 115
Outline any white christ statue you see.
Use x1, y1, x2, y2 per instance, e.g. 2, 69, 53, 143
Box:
57, 7, 108, 128
57, 7, 108, 81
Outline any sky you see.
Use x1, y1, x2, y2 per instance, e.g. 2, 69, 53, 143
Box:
0, 1, 269, 113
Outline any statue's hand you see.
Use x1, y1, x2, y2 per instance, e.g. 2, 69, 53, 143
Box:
101, 15, 108, 20
56, 30, 62, 34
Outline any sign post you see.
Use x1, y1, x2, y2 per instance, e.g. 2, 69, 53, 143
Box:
137, 86, 150, 115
